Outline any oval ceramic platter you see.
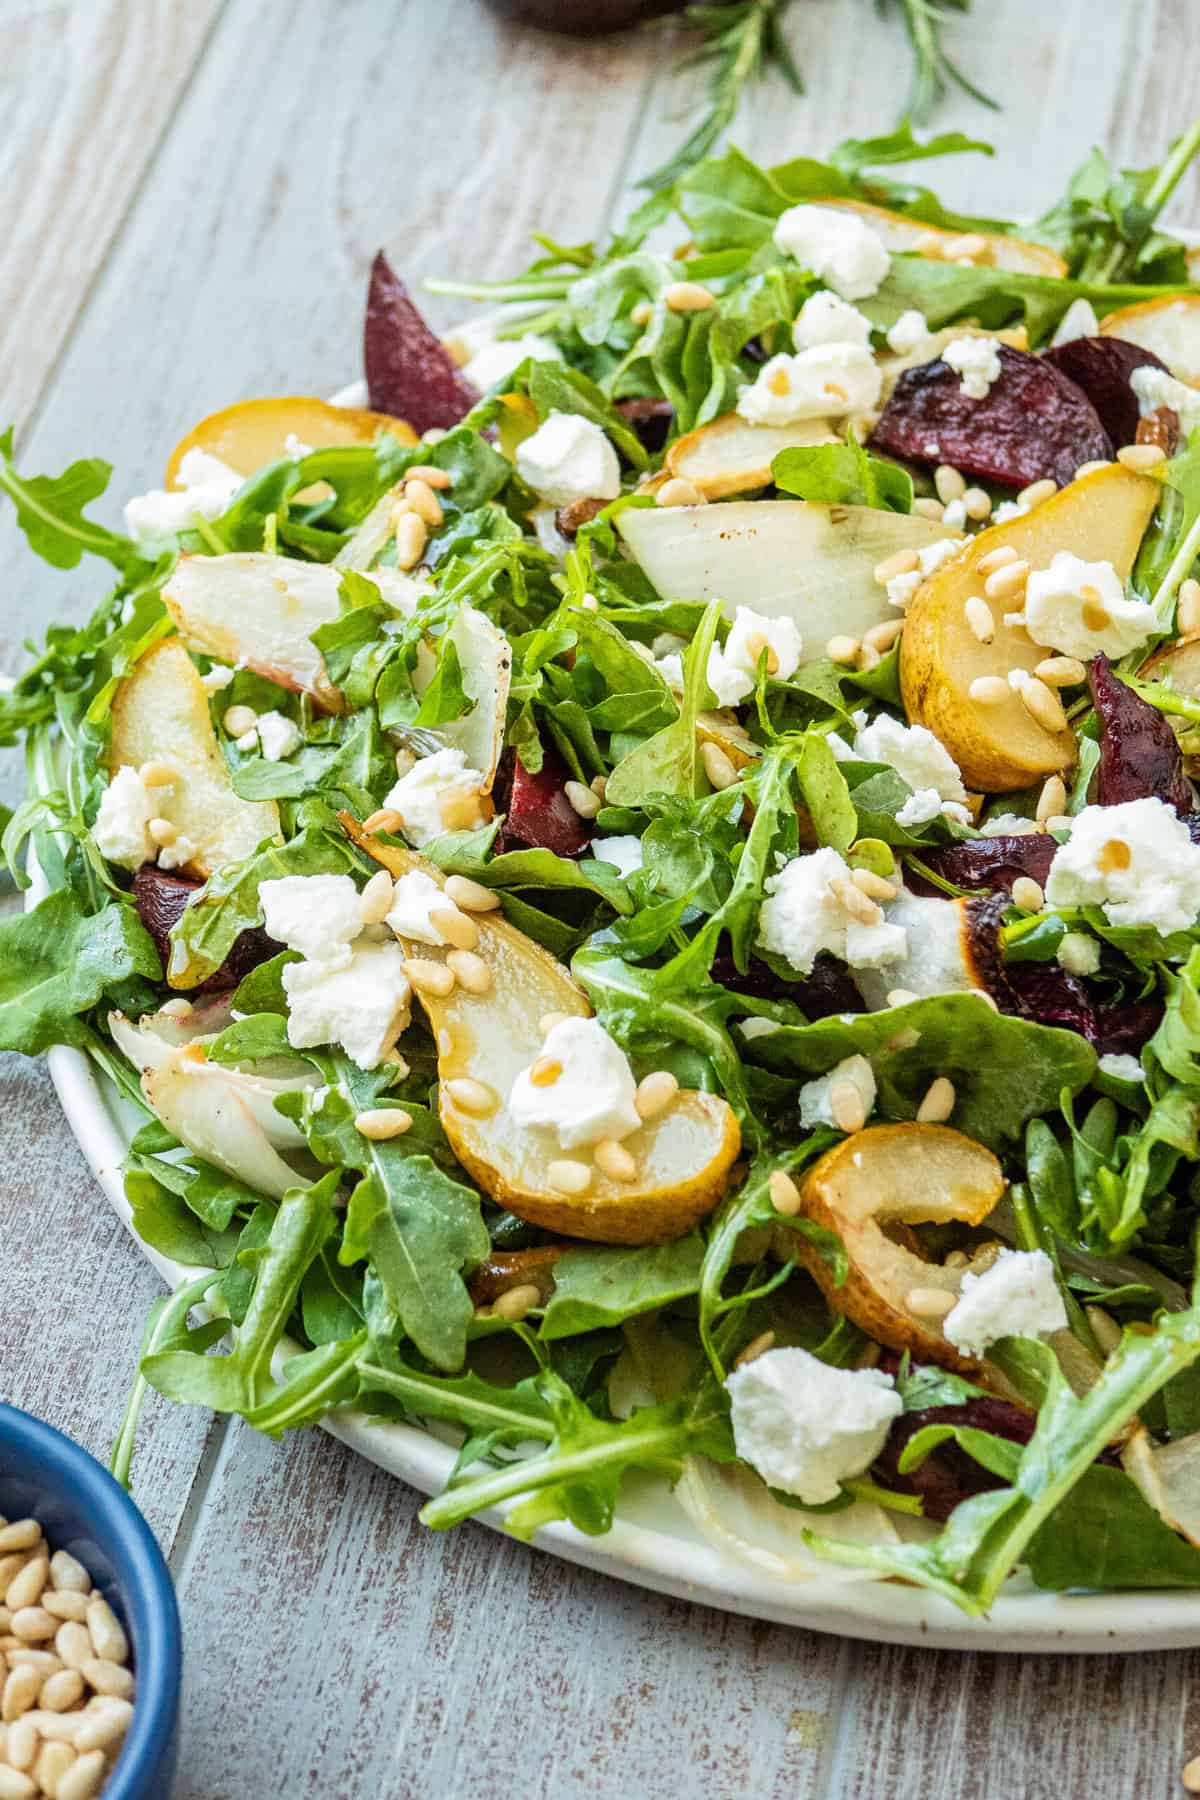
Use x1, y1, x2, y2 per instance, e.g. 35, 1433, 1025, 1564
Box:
35, 379, 1200, 1654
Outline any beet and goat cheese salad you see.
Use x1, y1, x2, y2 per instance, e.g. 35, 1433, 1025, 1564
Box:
8, 124, 1200, 1613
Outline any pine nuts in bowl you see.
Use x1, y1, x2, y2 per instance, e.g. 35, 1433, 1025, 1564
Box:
0, 1407, 180, 1799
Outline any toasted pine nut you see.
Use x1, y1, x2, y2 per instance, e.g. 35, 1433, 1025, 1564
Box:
444, 1078, 497, 1118
529, 1056, 562, 1088
137, 760, 175, 788
2, 1665, 41, 1723
1178, 577, 1200, 636
446, 949, 491, 994
664, 280, 714, 312
594, 1138, 638, 1182
912, 497, 945, 521
962, 486, 992, 521
547, 1159, 592, 1195
405, 958, 456, 997
656, 476, 706, 508
41, 1591, 88, 1622
429, 905, 479, 950
354, 1108, 412, 1141
5, 1560, 47, 1615
905, 1286, 957, 1320
1017, 675, 1068, 734
47, 1555, 88, 1599
934, 465, 966, 504
363, 807, 403, 835
359, 869, 394, 924
830, 875, 883, 926
916, 1076, 956, 1123
734, 1330, 776, 1369
945, 232, 988, 262
53, 1625, 90, 1672
590, 774, 608, 800
1011, 876, 1044, 913
35, 1743, 76, 1795
630, 299, 653, 327
4, 1715, 37, 1772
0, 1527, 41, 1557
564, 779, 601, 819
39, 1669, 83, 1713
873, 548, 918, 585
635, 1071, 678, 1120
1117, 442, 1166, 471
964, 595, 994, 643
394, 510, 428, 570
968, 675, 1010, 706
444, 874, 500, 913
404, 462, 452, 489
57, 1749, 109, 1798
1017, 478, 1057, 507
0, 1762, 35, 1798
222, 704, 257, 738
10, 1610, 55, 1644
701, 741, 736, 791
977, 545, 1019, 576
856, 641, 881, 672
851, 867, 897, 901
863, 618, 904, 653
80, 1658, 133, 1700
914, 231, 946, 258
492, 1283, 542, 1323
768, 1169, 803, 1216
830, 1079, 867, 1134
984, 558, 1029, 600
1034, 656, 1086, 688
826, 634, 860, 665
403, 477, 444, 527
1036, 775, 1067, 825
1074, 458, 1112, 479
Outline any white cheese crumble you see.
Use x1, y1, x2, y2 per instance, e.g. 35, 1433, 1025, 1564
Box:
94, 766, 157, 871
943, 1249, 1067, 1359
738, 1016, 782, 1041
156, 832, 200, 874
124, 448, 243, 549
385, 869, 460, 946
772, 205, 890, 301
1131, 364, 1200, 438
852, 714, 967, 827
282, 940, 412, 1071
706, 606, 803, 706
259, 873, 367, 969
736, 345, 882, 426
254, 711, 302, 762
798, 1053, 877, 1130
1050, 298, 1100, 347
382, 747, 486, 847
200, 663, 236, 694
979, 813, 1040, 836
725, 1347, 902, 1505
792, 290, 873, 349
942, 335, 1002, 400
515, 411, 621, 507
886, 309, 931, 356
757, 847, 908, 976
592, 835, 644, 879
1056, 931, 1101, 977
462, 332, 562, 393
1044, 798, 1200, 934
1099, 1052, 1145, 1082
1024, 552, 1156, 661
884, 536, 963, 610
509, 1016, 641, 1149
852, 889, 982, 1010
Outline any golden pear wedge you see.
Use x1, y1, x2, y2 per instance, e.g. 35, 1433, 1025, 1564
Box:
342, 817, 741, 1244
165, 395, 415, 487
899, 463, 1159, 791
1099, 292, 1200, 387
813, 199, 1067, 277
663, 411, 836, 500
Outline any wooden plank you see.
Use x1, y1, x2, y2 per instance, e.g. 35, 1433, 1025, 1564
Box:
0, 0, 224, 441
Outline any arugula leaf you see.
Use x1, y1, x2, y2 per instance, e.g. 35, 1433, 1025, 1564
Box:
605, 599, 722, 805
539, 1235, 707, 1341
527, 362, 649, 469
0, 427, 135, 571
772, 436, 913, 513
1030, 120, 1200, 284
1025, 1463, 1200, 1591
0, 891, 160, 1054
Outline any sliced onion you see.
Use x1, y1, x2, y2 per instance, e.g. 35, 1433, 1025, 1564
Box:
1123, 1426, 1200, 1548
675, 1455, 901, 1585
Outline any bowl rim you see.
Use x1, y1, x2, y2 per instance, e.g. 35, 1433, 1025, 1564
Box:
0, 1402, 181, 1796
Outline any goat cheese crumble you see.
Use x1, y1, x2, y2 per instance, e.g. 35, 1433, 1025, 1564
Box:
798, 1053, 877, 1130
282, 941, 412, 1071
94, 766, 157, 871
852, 889, 982, 1010
1050, 298, 1101, 347
1131, 363, 1200, 437
515, 411, 621, 507
253, 711, 303, 762
792, 290, 873, 349
726, 1347, 903, 1504
124, 448, 243, 549
462, 332, 562, 393
942, 335, 1002, 400
592, 835, 644, 879
385, 869, 461, 946
259, 873, 368, 969
757, 847, 908, 976
851, 713, 967, 827
1044, 798, 1200, 934
771, 204, 890, 301
509, 1016, 641, 1149
736, 344, 882, 426
382, 747, 487, 847
1024, 552, 1156, 660
943, 1249, 1067, 1359
706, 606, 803, 705
886, 309, 930, 356
1099, 1052, 1145, 1082
1056, 931, 1101, 977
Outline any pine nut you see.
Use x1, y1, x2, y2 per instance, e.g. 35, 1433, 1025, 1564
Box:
701, 741, 736, 791
851, 867, 897, 901
395, 510, 429, 570
964, 595, 994, 643
935, 465, 966, 504
72, 1700, 132, 1757
147, 816, 177, 848
529, 1056, 562, 1088
57, 1749, 108, 1799
137, 760, 175, 788
589, 775, 608, 802
635, 1071, 678, 1120
913, 497, 945, 521
1178, 577, 1200, 636
594, 1138, 638, 1182
734, 1330, 776, 1369
915, 231, 946, 258
23, 1712, 80, 1745
46, 1557, 87, 1600
492, 1283, 542, 1323
10, 1611, 55, 1645
856, 641, 881, 672
630, 299, 653, 327
905, 1286, 956, 1319
445, 949, 491, 994
1036, 775, 1067, 825
962, 486, 992, 521
664, 280, 714, 312
0, 1559, 28, 1598
830, 875, 883, 926
547, 1159, 591, 1195
6, 1561, 47, 1615
363, 807, 403, 835
968, 675, 1010, 706
946, 232, 988, 262
0, 1766, 35, 1799
359, 869, 394, 925
82, 1604, 124, 1668
222, 704, 257, 738
1117, 442, 1166, 471
916, 1076, 956, 1123
403, 477, 444, 527
4, 1655, 59, 1677
873, 548, 918, 585
354, 1108, 412, 1141
656, 476, 706, 508
80, 1659, 132, 1702
2, 1666, 40, 1724
405, 958, 456, 997
768, 1169, 803, 1216
34, 1741, 75, 1794
983, 558, 1029, 600
1183, 1756, 1200, 1795
977, 545, 1018, 576
863, 618, 904, 653
1011, 876, 1044, 912
1034, 656, 1086, 688
53, 1626, 89, 1673
4, 1717, 37, 1773
444, 874, 500, 913
1074, 458, 1112, 479
444, 1077, 497, 1117
826, 634, 860, 665
564, 779, 601, 819
429, 905, 479, 950
886, 988, 919, 1008
830, 1079, 867, 1134
0, 1529, 40, 1557
1017, 675, 1068, 733
39, 1670, 83, 1714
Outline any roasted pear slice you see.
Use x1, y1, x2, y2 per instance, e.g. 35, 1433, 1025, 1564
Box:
899, 463, 1159, 791
792, 1122, 1006, 1374
662, 412, 836, 500
1123, 1426, 1200, 1549
813, 199, 1067, 277
1099, 293, 1200, 387
109, 638, 280, 879
164, 395, 415, 488
342, 817, 741, 1244
1144, 631, 1200, 699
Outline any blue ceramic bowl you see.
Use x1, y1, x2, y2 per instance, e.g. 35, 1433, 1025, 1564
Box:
0, 1404, 181, 1798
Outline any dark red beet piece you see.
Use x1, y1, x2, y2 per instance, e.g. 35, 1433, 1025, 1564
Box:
364, 252, 479, 434
615, 397, 675, 455
133, 868, 281, 992
1089, 653, 1192, 814
711, 949, 864, 1019
906, 834, 1056, 900
500, 741, 592, 858
872, 1396, 1037, 1521
870, 343, 1111, 489
1042, 336, 1170, 450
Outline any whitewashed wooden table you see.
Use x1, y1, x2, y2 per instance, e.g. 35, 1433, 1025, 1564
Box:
2, 2, 1200, 1793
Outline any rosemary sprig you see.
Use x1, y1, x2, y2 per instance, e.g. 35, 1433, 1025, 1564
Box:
888, 0, 998, 126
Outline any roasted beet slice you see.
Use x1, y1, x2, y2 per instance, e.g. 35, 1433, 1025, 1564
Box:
133, 867, 280, 992
872, 1395, 1037, 1521
1089, 653, 1192, 813
906, 834, 1056, 899
364, 252, 478, 434
870, 343, 1111, 490
1042, 336, 1169, 452
500, 741, 591, 858
711, 949, 864, 1019
615, 397, 675, 455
